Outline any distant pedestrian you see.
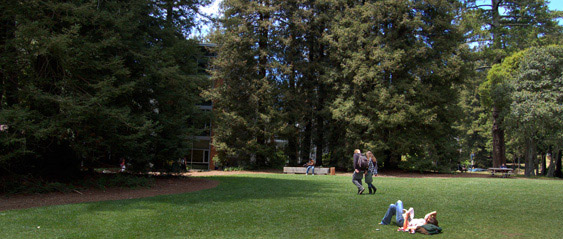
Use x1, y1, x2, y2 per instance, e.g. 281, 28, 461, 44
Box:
364, 151, 378, 194
120, 158, 126, 172
352, 149, 365, 194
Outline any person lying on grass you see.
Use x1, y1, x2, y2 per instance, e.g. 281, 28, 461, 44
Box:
379, 200, 441, 234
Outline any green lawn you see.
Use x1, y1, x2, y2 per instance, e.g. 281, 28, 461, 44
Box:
1, 174, 562, 238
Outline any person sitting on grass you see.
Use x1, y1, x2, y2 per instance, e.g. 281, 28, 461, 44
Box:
379, 200, 441, 235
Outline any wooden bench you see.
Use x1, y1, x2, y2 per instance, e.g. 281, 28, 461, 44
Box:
488, 168, 514, 178
283, 167, 330, 175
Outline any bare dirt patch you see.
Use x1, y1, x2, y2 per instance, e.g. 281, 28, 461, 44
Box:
0, 169, 494, 211
0, 177, 218, 212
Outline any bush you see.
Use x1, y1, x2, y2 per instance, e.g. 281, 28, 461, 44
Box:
223, 166, 245, 171
90, 174, 154, 189
268, 150, 287, 169
321, 153, 332, 167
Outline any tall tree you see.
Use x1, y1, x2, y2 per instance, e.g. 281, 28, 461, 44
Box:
328, 0, 464, 170
462, 0, 562, 168
453, 49, 490, 169
208, 0, 280, 167
210, 0, 342, 168
507, 45, 563, 177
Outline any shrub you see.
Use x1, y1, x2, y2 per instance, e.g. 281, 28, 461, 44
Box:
268, 150, 287, 169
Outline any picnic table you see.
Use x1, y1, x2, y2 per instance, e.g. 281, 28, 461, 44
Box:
488, 168, 514, 178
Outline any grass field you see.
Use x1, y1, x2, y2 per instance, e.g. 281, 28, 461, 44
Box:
1, 174, 562, 238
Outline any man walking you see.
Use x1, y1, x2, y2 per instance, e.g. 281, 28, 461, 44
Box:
352, 149, 365, 194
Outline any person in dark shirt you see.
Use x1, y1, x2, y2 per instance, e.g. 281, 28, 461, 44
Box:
352, 149, 365, 194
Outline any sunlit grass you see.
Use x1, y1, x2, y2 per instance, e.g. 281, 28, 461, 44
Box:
1, 174, 562, 238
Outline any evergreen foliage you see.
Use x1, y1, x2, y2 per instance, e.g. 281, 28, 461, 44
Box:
210, 0, 465, 171
0, 0, 209, 177
207, 0, 280, 167
506, 46, 563, 176
456, 0, 562, 168
1, 0, 562, 176
328, 0, 464, 170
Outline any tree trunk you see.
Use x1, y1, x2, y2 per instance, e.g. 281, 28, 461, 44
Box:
540, 152, 547, 175
556, 149, 563, 178
491, 106, 506, 168
328, 119, 345, 167
287, 130, 298, 166
254, 0, 270, 167
0, 13, 17, 108
489, 0, 507, 168
300, 116, 312, 163
524, 137, 536, 177
517, 155, 520, 171
535, 154, 539, 176
315, 112, 324, 166
490, 0, 501, 48
547, 148, 555, 177
315, 76, 325, 166
286, 22, 298, 166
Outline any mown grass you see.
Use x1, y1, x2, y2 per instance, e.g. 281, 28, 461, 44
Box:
1, 174, 562, 238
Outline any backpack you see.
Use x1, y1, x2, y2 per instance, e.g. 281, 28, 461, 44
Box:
415, 224, 442, 235
357, 155, 369, 170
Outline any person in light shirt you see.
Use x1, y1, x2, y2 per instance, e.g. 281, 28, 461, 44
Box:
379, 200, 438, 233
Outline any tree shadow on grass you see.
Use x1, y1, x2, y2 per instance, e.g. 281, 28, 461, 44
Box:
85, 175, 333, 212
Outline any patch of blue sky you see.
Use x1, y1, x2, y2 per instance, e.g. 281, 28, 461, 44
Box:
191, 0, 222, 40
474, 0, 562, 23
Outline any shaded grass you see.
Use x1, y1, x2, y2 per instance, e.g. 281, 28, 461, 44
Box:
1, 174, 562, 238
0, 173, 154, 195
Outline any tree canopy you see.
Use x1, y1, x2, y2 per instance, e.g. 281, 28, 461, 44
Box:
0, 0, 210, 177
507, 45, 563, 176
1, 0, 562, 178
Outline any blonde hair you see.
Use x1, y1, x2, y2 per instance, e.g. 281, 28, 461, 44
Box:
366, 151, 376, 163
354, 149, 361, 154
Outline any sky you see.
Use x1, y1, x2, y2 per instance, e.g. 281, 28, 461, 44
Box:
546, 0, 562, 24
550, 0, 563, 11
200, 0, 222, 17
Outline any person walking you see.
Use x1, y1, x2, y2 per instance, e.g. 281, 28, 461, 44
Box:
352, 149, 365, 194
365, 151, 378, 194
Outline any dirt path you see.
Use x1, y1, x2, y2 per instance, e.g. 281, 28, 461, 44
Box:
0, 170, 493, 211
